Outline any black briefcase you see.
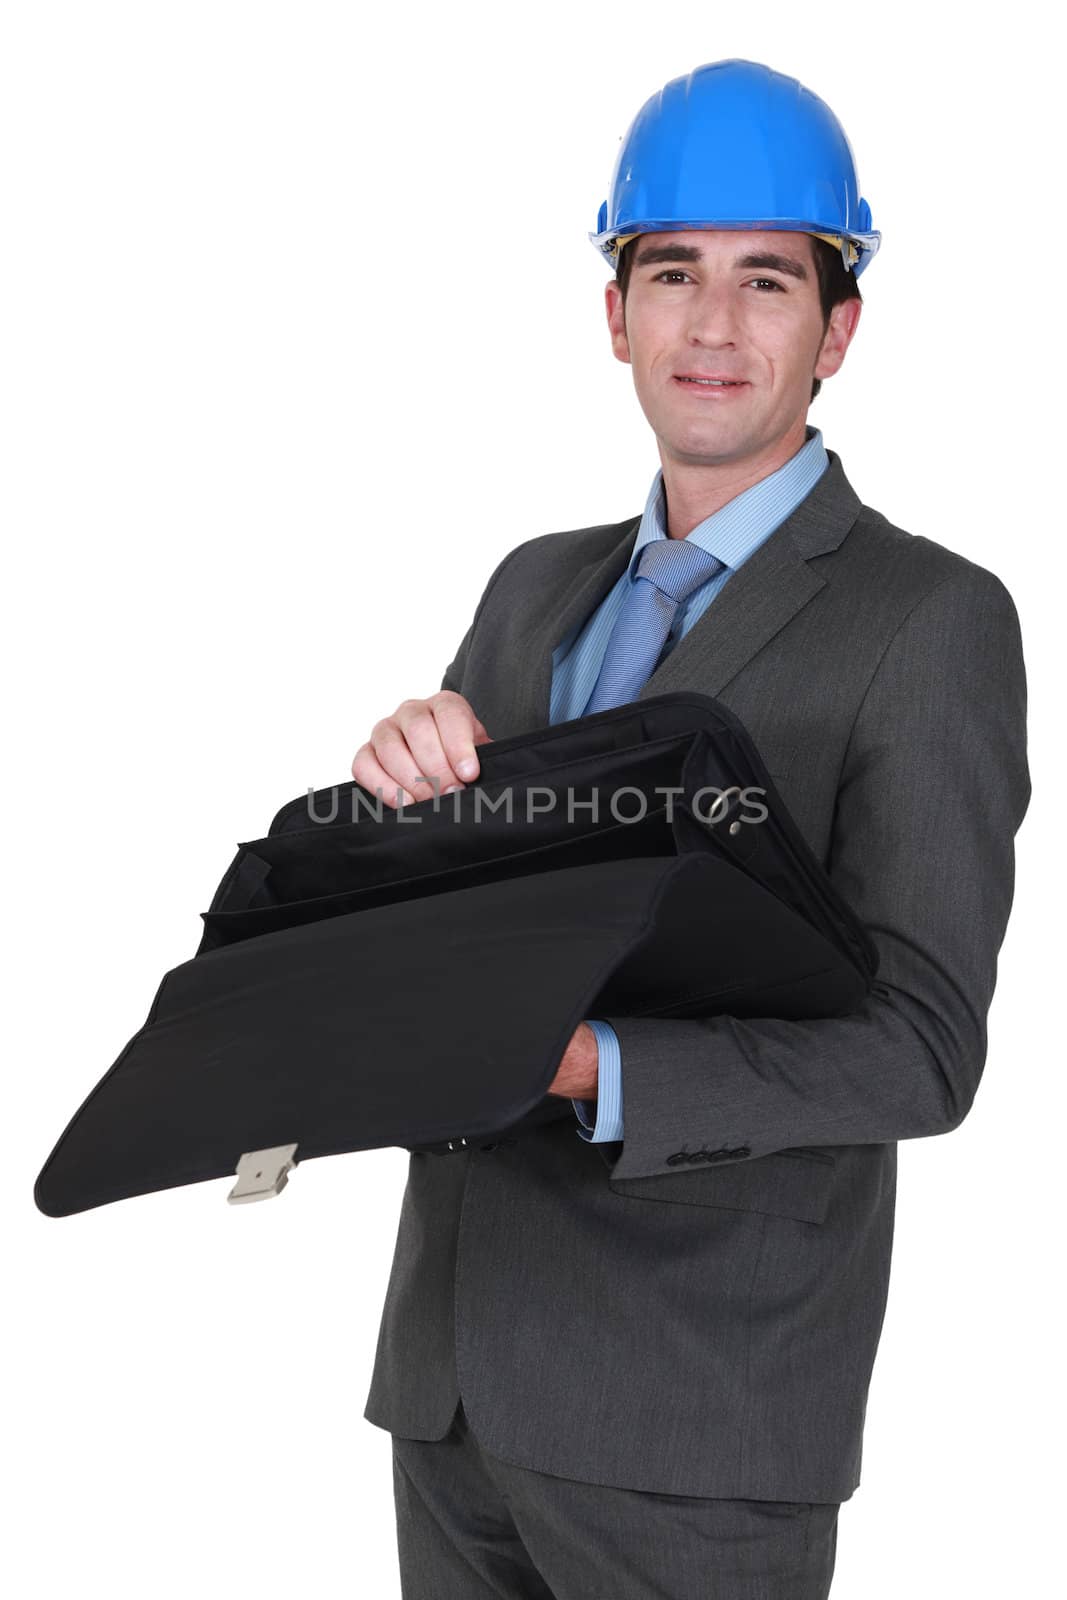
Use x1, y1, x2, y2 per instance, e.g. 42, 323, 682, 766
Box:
33, 692, 878, 1218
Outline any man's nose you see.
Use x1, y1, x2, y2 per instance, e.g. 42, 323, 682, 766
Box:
684, 286, 741, 344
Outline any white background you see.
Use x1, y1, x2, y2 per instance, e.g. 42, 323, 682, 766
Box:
3, 3, 1061, 1595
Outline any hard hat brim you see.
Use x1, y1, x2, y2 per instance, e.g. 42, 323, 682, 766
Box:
589, 219, 881, 277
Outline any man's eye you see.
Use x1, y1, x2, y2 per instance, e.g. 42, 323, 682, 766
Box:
651, 271, 784, 291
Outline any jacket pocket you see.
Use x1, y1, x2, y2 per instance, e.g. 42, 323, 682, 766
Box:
607, 1147, 836, 1225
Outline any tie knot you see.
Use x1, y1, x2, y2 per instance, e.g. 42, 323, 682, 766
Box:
634, 538, 725, 603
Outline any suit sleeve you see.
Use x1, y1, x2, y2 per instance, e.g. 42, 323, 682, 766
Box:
439, 547, 522, 697
600, 565, 1031, 1181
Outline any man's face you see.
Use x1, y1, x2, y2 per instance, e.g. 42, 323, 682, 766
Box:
604, 229, 860, 467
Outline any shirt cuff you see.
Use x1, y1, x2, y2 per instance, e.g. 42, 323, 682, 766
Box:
571, 1020, 623, 1142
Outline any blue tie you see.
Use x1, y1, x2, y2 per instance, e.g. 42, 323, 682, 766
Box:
584, 539, 726, 714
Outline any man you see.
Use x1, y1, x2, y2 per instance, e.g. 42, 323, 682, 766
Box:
356, 59, 1030, 1599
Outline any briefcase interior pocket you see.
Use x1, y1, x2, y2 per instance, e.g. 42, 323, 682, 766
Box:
200, 801, 680, 949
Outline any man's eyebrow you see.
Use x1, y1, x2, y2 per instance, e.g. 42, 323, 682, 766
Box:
631, 242, 810, 282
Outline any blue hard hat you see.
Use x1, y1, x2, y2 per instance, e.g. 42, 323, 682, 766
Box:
590, 59, 880, 278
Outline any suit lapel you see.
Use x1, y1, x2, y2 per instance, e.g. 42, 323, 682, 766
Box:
520, 449, 863, 726
512, 516, 641, 733
636, 525, 825, 702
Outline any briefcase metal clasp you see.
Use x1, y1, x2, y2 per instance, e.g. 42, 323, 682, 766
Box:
227, 1143, 299, 1204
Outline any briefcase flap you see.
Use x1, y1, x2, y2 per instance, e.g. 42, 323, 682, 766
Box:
34, 850, 867, 1218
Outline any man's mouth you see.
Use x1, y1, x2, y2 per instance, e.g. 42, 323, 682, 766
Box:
673, 375, 749, 396
674, 375, 746, 387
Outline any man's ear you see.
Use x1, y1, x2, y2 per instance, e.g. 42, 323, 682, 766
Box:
605, 280, 632, 365
814, 297, 862, 384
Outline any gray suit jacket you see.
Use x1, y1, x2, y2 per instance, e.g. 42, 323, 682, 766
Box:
362, 449, 1031, 1503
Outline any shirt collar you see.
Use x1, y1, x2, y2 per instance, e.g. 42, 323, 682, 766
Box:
630, 424, 829, 575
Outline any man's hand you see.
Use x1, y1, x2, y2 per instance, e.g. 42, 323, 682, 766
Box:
547, 1023, 599, 1100
351, 691, 493, 810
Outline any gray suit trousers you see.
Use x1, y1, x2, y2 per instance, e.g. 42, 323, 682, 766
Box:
391, 1399, 840, 1600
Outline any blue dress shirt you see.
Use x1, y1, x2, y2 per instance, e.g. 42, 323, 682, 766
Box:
555, 425, 830, 1141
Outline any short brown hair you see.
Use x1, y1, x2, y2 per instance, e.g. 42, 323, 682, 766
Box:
615, 233, 861, 403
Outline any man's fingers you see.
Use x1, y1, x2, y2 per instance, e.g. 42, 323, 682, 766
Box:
366, 710, 445, 803
388, 694, 492, 800
352, 693, 493, 812
387, 698, 465, 799
350, 743, 417, 810
425, 692, 494, 785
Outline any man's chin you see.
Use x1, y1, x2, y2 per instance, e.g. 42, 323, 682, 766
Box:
660, 425, 758, 468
